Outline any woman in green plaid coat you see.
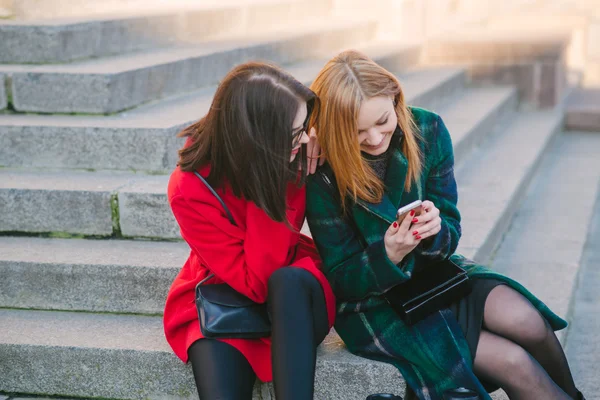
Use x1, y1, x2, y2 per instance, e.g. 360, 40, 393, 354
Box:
305, 50, 584, 400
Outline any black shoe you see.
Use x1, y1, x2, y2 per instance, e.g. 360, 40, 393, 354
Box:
443, 387, 480, 400
366, 394, 403, 400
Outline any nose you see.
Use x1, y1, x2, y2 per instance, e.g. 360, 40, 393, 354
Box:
298, 130, 310, 145
365, 128, 383, 145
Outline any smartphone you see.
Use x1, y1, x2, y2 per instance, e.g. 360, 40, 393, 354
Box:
396, 200, 423, 222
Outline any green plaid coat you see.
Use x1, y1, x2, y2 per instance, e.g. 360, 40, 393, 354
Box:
306, 107, 567, 400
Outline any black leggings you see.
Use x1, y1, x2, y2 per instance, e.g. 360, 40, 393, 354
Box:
188, 267, 330, 400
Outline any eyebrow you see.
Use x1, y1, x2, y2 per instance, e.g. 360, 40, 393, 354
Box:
358, 111, 389, 131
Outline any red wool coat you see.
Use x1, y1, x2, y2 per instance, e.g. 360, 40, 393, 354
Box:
164, 165, 336, 382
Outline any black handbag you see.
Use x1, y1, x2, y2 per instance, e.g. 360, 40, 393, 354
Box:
193, 171, 271, 339
383, 258, 472, 326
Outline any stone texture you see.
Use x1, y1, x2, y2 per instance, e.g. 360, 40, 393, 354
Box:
1, 0, 330, 63
0, 309, 405, 400
566, 88, 600, 131
0, 123, 185, 172
425, 30, 570, 107
565, 176, 600, 397
9, 19, 376, 114
0, 237, 189, 313
456, 110, 563, 264
0, 170, 137, 236
0, 42, 423, 173
0, 65, 462, 173
118, 176, 180, 239
442, 86, 517, 165
491, 132, 600, 320
400, 67, 466, 112
0, 73, 6, 111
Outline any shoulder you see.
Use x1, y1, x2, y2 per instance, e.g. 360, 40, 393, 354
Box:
408, 106, 446, 138
167, 166, 205, 201
408, 106, 453, 162
167, 165, 240, 211
307, 163, 336, 194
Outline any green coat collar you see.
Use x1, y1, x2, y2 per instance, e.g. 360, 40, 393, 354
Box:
354, 129, 421, 225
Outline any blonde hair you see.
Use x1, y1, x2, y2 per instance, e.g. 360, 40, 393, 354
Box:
310, 50, 422, 209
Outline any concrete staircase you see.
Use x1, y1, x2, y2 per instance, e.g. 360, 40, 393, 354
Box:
1, 1, 600, 399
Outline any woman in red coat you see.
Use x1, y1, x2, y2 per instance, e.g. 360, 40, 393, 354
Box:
164, 62, 336, 400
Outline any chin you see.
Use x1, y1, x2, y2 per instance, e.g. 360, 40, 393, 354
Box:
362, 136, 392, 156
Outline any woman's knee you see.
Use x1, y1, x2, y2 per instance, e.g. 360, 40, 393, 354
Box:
486, 286, 549, 345
268, 266, 316, 294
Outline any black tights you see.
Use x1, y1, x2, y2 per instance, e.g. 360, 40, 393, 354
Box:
473, 285, 578, 399
188, 267, 329, 400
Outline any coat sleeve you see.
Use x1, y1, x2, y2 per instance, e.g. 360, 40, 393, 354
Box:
416, 114, 462, 260
305, 176, 413, 302
169, 193, 285, 304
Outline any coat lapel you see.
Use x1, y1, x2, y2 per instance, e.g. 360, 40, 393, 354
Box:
354, 130, 421, 225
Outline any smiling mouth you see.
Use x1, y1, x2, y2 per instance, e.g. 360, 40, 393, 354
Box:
291, 148, 300, 155
364, 139, 385, 149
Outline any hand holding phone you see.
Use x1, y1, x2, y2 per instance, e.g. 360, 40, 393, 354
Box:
396, 200, 423, 223
384, 200, 424, 264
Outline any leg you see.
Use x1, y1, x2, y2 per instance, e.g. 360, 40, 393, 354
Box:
473, 330, 571, 400
267, 267, 330, 400
482, 285, 578, 398
188, 339, 256, 400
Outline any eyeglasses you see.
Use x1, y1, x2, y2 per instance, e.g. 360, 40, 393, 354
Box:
291, 114, 311, 148
291, 127, 307, 148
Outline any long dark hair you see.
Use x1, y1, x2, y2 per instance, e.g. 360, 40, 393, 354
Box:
178, 61, 318, 223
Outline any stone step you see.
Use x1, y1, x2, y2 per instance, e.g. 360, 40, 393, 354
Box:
1, 17, 377, 114
0, 85, 510, 241
424, 21, 572, 107
564, 166, 600, 396
0, 0, 331, 64
0, 237, 189, 314
0, 63, 464, 174
0, 86, 518, 314
0, 309, 405, 400
455, 109, 564, 263
489, 130, 600, 345
565, 88, 600, 131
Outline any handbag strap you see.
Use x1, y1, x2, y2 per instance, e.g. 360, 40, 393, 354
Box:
193, 171, 238, 227
193, 170, 238, 287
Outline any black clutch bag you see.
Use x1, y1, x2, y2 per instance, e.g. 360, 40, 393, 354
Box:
384, 258, 472, 326
193, 171, 271, 339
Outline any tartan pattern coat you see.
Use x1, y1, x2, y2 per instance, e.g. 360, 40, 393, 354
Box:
305, 107, 567, 399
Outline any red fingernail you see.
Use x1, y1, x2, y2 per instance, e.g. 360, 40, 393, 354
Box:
393, 222, 398, 228
412, 218, 418, 223
416, 235, 422, 239
413, 231, 418, 235
410, 210, 415, 216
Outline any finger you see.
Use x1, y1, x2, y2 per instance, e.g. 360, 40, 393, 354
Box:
319, 153, 326, 166
414, 227, 440, 241
386, 220, 401, 236
421, 200, 435, 212
411, 219, 442, 239
310, 146, 318, 174
397, 210, 414, 234
412, 206, 439, 224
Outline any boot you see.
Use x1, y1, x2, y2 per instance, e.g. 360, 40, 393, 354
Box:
443, 387, 480, 400
366, 394, 403, 400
